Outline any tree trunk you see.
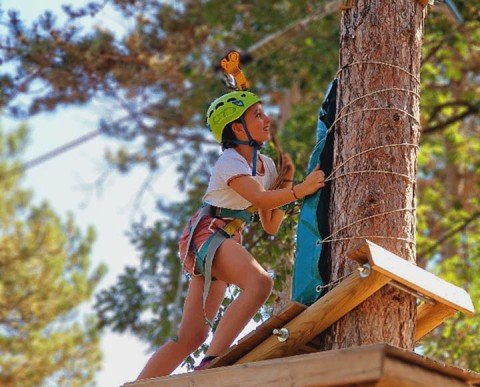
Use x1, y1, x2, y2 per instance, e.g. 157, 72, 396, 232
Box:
320, 0, 425, 350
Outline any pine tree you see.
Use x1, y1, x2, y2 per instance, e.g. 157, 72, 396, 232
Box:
0, 126, 106, 386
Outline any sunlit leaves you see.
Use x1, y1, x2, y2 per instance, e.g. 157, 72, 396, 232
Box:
0, 126, 105, 386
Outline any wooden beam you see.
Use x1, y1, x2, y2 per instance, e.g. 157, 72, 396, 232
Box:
125, 345, 386, 387
206, 301, 306, 369
235, 270, 390, 364
415, 302, 456, 341
124, 344, 480, 387
380, 355, 467, 387
349, 240, 475, 315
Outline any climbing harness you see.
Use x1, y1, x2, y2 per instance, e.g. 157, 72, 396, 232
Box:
181, 203, 255, 327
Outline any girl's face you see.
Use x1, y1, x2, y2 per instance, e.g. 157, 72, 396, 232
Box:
233, 103, 271, 143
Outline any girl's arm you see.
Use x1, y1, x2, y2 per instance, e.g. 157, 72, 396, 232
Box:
257, 180, 293, 235
229, 164, 325, 234
257, 153, 296, 234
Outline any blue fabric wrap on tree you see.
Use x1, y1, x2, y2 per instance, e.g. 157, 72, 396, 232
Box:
292, 79, 337, 305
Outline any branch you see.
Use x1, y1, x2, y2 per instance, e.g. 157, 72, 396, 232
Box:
421, 105, 479, 136
422, 34, 451, 65
127, 170, 156, 219
417, 211, 480, 261
427, 100, 475, 123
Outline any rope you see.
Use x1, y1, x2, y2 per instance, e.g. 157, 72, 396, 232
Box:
322, 235, 415, 244
316, 269, 354, 290
327, 107, 420, 135
245, 0, 339, 62
327, 60, 421, 135
321, 207, 416, 243
266, 61, 420, 289
336, 88, 421, 117
325, 143, 419, 182
336, 61, 421, 85
327, 169, 415, 183
330, 88, 421, 136
310, 60, 420, 278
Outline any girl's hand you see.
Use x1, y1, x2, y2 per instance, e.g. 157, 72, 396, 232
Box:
282, 152, 295, 179
294, 164, 325, 198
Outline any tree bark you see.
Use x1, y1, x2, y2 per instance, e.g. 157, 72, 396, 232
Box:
320, 0, 425, 350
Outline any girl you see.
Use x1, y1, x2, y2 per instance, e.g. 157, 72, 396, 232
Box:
137, 91, 325, 379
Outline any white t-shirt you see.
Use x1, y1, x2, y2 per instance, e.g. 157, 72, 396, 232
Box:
204, 148, 278, 210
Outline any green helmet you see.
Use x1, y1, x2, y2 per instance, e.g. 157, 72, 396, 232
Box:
206, 91, 261, 143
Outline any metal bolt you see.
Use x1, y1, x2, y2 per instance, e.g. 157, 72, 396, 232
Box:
358, 263, 371, 278
273, 327, 289, 342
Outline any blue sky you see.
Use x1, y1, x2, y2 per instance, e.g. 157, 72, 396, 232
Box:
1, 1, 176, 385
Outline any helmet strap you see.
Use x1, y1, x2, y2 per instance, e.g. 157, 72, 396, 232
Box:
230, 117, 262, 176
237, 116, 261, 176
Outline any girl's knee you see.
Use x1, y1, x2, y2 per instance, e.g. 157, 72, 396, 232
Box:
262, 272, 274, 295
251, 271, 273, 299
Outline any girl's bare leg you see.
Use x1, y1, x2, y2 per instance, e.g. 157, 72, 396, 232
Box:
136, 277, 226, 380
205, 239, 273, 357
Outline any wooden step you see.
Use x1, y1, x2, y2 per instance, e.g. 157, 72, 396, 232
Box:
205, 301, 306, 369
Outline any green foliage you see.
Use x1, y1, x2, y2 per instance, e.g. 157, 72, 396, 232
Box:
0, 127, 106, 386
2, 0, 480, 373
416, 0, 480, 371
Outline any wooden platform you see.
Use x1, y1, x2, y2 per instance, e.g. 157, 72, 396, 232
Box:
125, 240, 476, 386
124, 344, 480, 386
209, 267, 390, 367
200, 240, 475, 369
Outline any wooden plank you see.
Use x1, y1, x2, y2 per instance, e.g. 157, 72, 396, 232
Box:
235, 270, 390, 364
415, 301, 456, 341
125, 345, 385, 387
383, 344, 480, 384
274, 300, 307, 321
349, 240, 475, 315
124, 344, 480, 387
206, 301, 306, 369
379, 356, 468, 387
